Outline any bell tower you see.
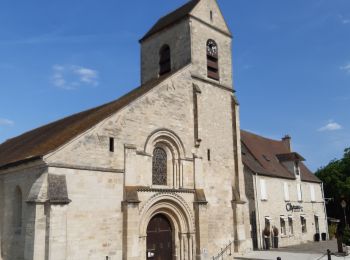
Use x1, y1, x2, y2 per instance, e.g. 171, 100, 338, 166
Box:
140, 1, 252, 255
139, 0, 233, 88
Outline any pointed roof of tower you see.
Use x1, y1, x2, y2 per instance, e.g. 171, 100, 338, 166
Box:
140, 0, 200, 42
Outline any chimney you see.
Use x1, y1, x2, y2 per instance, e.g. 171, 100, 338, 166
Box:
282, 135, 292, 152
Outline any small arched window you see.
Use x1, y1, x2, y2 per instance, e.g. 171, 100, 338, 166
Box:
152, 147, 167, 185
159, 45, 171, 76
14, 186, 23, 229
206, 39, 219, 80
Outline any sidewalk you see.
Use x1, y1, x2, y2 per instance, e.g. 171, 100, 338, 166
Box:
235, 240, 350, 260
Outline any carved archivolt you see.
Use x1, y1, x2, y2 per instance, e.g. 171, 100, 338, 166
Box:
139, 192, 195, 236
144, 129, 186, 159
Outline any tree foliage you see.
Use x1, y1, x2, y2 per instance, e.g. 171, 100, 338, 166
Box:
316, 148, 350, 199
316, 148, 350, 219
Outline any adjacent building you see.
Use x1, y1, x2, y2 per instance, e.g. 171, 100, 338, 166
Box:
242, 130, 328, 249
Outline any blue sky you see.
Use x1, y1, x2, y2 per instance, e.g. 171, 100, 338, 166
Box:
0, 0, 349, 171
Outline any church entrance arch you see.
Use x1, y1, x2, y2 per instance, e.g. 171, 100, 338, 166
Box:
146, 214, 173, 260
140, 193, 195, 260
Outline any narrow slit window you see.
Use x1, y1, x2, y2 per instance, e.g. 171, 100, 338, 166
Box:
109, 137, 114, 152
207, 149, 211, 161
210, 11, 213, 22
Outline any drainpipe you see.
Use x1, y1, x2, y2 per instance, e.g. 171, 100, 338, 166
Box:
253, 172, 262, 249
321, 183, 329, 240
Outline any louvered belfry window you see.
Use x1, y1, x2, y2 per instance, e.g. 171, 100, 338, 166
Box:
152, 147, 167, 185
159, 45, 171, 76
207, 39, 219, 80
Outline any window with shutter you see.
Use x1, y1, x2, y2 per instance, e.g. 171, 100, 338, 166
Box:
284, 182, 290, 201
297, 183, 302, 201
310, 184, 316, 202
260, 179, 267, 200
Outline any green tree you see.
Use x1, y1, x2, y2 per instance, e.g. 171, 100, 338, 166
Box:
316, 148, 350, 220
316, 148, 350, 199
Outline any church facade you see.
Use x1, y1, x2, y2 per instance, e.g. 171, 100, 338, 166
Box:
0, 0, 253, 259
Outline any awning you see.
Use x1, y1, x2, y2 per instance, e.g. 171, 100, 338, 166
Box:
328, 217, 340, 223
280, 215, 288, 220
288, 215, 294, 219
314, 214, 319, 217
265, 216, 272, 221
300, 214, 306, 219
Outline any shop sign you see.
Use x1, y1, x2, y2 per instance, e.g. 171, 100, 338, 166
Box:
286, 203, 303, 212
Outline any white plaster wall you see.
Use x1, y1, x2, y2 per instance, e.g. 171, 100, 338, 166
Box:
251, 173, 327, 248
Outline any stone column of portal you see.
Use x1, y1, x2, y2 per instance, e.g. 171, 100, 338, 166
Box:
231, 97, 252, 253
182, 233, 188, 260
179, 233, 184, 260
187, 234, 192, 260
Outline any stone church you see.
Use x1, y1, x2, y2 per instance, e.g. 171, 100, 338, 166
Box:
0, 0, 253, 259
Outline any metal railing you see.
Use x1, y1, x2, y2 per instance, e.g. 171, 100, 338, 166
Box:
212, 240, 233, 260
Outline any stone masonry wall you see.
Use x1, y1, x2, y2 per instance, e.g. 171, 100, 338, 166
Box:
0, 162, 46, 260
190, 17, 233, 88
48, 167, 124, 260
141, 19, 192, 84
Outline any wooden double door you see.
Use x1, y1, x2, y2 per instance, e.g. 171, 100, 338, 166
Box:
146, 214, 173, 260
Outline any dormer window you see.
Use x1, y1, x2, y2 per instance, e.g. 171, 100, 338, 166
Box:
295, 161, 300, 175
159, 44, 171, 76
206, 39, 219, 80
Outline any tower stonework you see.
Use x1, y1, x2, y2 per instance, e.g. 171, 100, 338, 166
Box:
141, 0, 233, 87
140, 0, 252, 256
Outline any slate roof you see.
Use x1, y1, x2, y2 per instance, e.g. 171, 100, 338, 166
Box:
140, 0, 200, 42
0, 72, 175, 169
241, 130, 321, 183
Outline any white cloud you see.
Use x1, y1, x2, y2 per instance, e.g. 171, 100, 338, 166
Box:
0, 118, 14, 126
338, 15, 350, 24
318, 121, 343, 132
340, 63, 350, 74
52, 65, 99, 90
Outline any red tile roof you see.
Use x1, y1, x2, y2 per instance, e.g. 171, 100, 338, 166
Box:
241, 130, 321, 183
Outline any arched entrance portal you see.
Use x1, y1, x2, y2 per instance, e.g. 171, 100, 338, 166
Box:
147, 214, 173, 259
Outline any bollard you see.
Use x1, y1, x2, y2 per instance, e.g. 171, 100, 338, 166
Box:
327, 249, 331, 260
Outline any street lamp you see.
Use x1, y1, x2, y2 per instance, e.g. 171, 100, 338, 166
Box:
341, 200, 347, 227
